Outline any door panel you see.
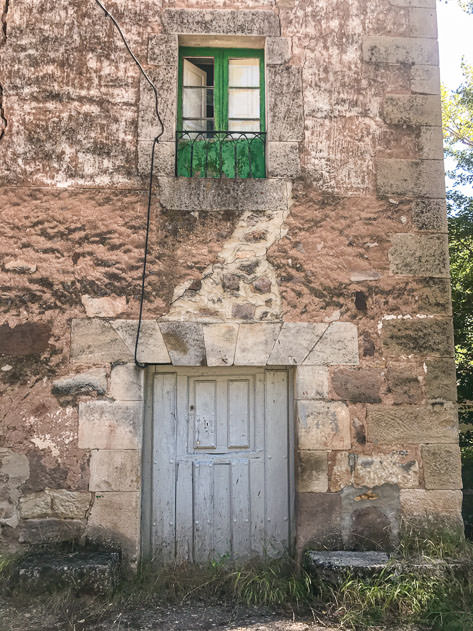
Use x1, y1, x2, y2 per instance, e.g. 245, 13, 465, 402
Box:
152, 369, 290, 563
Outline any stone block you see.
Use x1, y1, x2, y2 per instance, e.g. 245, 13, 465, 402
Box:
422, 444, 462, 490
148, 34, 178, 66
411, 65, 440, 94
19, 519, 84, 544
52, 368, 107, 397
383, 95, 441, 127
386, 365, 422, 404
71, 319, 132, 364
111, 320, 170, 365
86, 492, 140, 559
304, 550, 389, 582
417, 126, 444, 159
78, 401, 142, 450
232, 303, 256, 320
408, 8, 437, 38
158, 177, 290, 212
0, 449, 29, 528
329, 450, 419, 491
234, 323, 281, 366
341, 484, 400, 550
268, 323, 327, 365
267, 66, 304, 141
297, 401, 351, 450
376, 159, 445, 198
138, 140, 175, 177
48, 490, 91, 520
296, 492, 342, 551
304, 322, 359, 366
366, 403, 458, 444
267, 142, 301, 178
265, 37, 291, 65
331, 368, 382, 403
389, 233, 449, 277
89, 450, 140, 492
424, 359, 457, 401
400, 489, 463, 530
81, 295, 127, 319
297, 451, 328, 493
295, 366, 329, 400
362, 36, 439, 66
0, 321, 51, 357
382, 318, 454, 357
203, 323, 239, 366
412, 199, 447, 231
20, 492, 51, 519
110, 364, 143, 401
138, 69, 177, 143
415, 278, 452, 315
390, 0, 435, 6
161, 9, 280, 36
159, 321, 206, 366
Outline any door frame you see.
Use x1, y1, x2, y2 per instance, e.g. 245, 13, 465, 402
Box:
141, 365, 295, 561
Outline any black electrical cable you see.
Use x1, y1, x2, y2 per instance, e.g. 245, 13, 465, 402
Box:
94, 0, 164, 368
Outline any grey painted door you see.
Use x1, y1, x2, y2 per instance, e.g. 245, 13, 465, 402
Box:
152, 368, 290, 563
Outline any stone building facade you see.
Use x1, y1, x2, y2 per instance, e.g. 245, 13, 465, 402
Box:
0, 0, 463, 564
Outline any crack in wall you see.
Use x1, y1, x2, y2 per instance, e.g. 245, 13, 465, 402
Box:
0, 85, 7, 141
1, 0, 9, 44
0, 0, 9, 141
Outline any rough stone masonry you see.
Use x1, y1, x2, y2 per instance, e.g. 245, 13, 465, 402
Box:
0, 0, 463, 563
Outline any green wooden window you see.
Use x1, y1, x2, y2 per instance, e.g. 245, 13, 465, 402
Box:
176, 47, 266, 179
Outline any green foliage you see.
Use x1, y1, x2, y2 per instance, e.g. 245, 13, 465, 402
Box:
441, 0, 473, 14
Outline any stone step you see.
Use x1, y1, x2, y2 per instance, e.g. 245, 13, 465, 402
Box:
304, 551, 390, 583
14, 550, 120, 594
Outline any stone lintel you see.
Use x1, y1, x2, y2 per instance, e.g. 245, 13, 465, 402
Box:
161, 9, 281, 37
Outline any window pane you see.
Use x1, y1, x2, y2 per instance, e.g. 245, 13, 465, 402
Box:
229, 58, 259, 87
183, 87, 214, 119
228, 120, 260, 133
183, 119, 214, 133
228, 88, 259, 119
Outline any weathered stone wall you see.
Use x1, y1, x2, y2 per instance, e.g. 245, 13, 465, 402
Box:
0, 0, 462, 560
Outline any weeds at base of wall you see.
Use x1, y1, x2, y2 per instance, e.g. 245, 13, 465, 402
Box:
1, 534, 473, 630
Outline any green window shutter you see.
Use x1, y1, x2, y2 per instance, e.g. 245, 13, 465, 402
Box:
177, 47, 265, 179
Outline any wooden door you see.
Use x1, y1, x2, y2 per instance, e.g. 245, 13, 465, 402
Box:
151, 368, 290, 563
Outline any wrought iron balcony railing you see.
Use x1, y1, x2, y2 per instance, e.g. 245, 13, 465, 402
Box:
175, 130, 266, 179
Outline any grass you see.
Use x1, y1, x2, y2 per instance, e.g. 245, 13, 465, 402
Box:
2, 533, 473, 630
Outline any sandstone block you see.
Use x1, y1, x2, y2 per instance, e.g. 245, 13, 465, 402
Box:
0, 449, 29, 528
389, 233, 449, 277
329, 450, 419, 492
52, 368, 107, 397
412, 199, 447, 231
297, 401, 351, 450
267, 142, 301, 178
20, 492, 51, 519
86, 492, 140, 560
390, 0, 435, 7
341, 484, 400, 550
78, 401, 142, 450
111, 320, 170, 365
89, 450, 140, 492
162, 9, 280, 36
81, 295, 127, 319
297, 492, 342, 551
376, 159, 445, 198
422, 444, 462, 490
234, 323, 281, 366
110, 364, 143, 401
366, 403, 458, 444
268, 66, 304, 142
383, 95, 441, 127
19, 519, 84, 544
304, 322, 359, 366
203, 323, 238, 366
411, 65, 440, 95
417, 126, 444, 159
297, 451, 328, 493
158, 177, 290, 212
139, 69, 177, 143
148, 34, 178, 66
138, 140, 175, 177
424, 359, 457, 401
232, 303, 256, 320
48, 490, 91, 520
386, 365, 422, 404
331, 368, 382, 403
362, 36, 439, 66
408, 8, 437, 38
159, 321, 206, 366
382, 318, 454, 357
269, 323, 327, 365
295, 366, 329, 400
400, 489, 463, 529
71, 319, 132, 364
265, 37, 291, 65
